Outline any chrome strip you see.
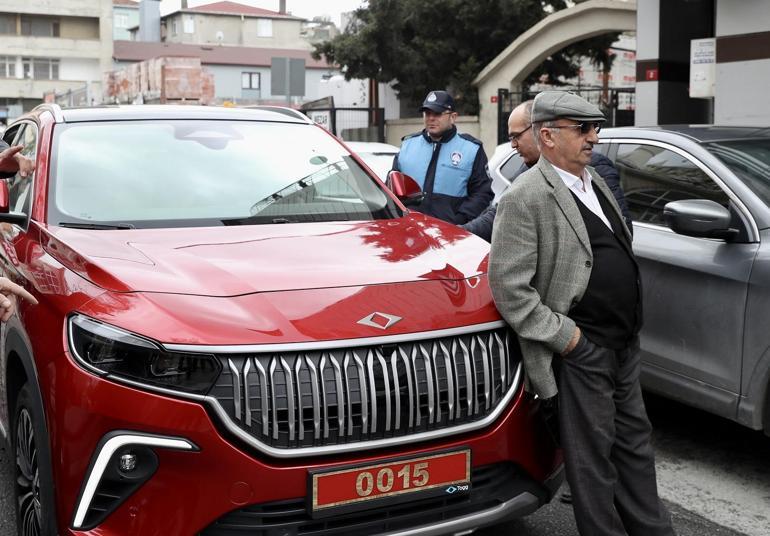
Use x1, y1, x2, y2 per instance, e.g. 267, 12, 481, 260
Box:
450, 340, 462, 420
163, 321, 506, 354
390, 349, 401, 430
201, 363, 522, 458
254, 358, 269, 437
410, 346, 421, 427
269, 359, 279, 440
228, 359, 241, 421
476, 335, 491, 410
305, 355, 321, 440
293, 357, 304, 441
319, 353, 330, 439
330, 353, 345, 437
343, 352, 354, 436
352, 350, 368, 434
376, 349, 392, 433
459, 339, 474, 417
420, 346, 436, 425
440, 341, 455, 421
72, 433, 195, 529
429, 343, 442, 423
495, 332, 507, 391
281, 357, 295, 442
366, 349, 378, 434
242, 358, 252, 427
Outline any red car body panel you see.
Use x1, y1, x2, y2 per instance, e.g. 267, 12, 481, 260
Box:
0, 105, 561, 535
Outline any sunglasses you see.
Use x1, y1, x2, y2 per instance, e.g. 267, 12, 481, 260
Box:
547, 122, 602, 135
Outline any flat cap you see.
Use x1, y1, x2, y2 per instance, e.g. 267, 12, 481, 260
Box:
531, 91, 605, 123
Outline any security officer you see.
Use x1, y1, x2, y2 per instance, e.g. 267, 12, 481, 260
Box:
392, 90, 493, 224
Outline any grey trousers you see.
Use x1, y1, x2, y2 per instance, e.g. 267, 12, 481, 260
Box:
555, 335, 675, 536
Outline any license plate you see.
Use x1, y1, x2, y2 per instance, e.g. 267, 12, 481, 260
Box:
308, 448, 471, 518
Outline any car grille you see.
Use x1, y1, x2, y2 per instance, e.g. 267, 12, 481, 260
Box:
199, 462, 543, 536
207, 326, 521, 450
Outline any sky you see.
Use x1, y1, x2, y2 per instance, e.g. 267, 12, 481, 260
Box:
159, 0, 367, 27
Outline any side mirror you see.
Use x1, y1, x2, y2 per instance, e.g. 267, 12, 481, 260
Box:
0, 180, 27, 224
663, 199, 738, 240
386, 171, 424, 207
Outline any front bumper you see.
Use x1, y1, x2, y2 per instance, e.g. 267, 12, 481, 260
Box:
50, 356, 561, 535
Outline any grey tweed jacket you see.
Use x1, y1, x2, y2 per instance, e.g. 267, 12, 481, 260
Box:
488, 155, 632, 399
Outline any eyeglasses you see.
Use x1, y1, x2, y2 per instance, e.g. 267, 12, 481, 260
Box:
507, 124, 532, 145
546, 122, 602, 135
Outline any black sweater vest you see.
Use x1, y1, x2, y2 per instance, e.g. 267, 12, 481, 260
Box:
569, 189, 642, 350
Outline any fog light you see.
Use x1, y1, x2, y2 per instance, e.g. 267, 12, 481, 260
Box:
119, 453, 137, 473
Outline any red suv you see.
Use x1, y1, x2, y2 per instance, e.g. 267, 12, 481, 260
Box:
0, 104, 562, 535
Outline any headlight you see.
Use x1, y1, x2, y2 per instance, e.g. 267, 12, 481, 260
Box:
68, 314, 221, 395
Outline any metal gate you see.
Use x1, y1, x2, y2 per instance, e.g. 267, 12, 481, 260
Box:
497, 87, 635, 145
301, 107, 385, 142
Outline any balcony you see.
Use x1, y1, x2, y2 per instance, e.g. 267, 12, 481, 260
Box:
0, 0, 104, 18
1, 35, 108, 60
0, 78, 96, 100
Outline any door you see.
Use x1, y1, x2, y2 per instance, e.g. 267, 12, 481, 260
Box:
611, 140, 758, 417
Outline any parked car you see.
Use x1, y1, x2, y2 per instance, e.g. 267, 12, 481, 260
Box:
0, 104, 562, 535
344, 141, 400, 182
489, 125, 770, 435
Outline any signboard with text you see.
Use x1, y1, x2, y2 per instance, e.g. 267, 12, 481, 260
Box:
690, 38, 716, 98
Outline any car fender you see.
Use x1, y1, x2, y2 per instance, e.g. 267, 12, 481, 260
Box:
737, 343, 770, 432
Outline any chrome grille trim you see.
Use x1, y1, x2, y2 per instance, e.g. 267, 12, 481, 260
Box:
164, 321, 506, 353
206, 324, 522, 458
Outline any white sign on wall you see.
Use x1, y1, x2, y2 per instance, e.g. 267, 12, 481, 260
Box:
690, 38, 716, 98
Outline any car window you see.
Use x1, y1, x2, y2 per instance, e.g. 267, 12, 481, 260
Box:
614, 143, 729, 225
6, 122, 36, 218
704, 138, 770, 207
49, 120, 401, 228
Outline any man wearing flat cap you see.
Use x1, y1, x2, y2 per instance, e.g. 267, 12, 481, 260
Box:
392, 90, 492, 224
489, 91, 675, 536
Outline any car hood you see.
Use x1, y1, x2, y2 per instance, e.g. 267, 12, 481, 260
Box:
41, 214, 490, 297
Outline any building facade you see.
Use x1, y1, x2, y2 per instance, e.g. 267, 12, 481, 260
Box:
113, 0, 138, 40
635, 0, 770, 126
157, 1, 308, 50
0, 0, 113, 121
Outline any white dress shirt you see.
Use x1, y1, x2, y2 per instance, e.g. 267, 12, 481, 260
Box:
551, 164, 612, 230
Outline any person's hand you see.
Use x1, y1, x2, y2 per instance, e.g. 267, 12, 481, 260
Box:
14, 152, 35, 178
0, 145, 23, 174
561, 327, 581, 356
0, 277, 38, 322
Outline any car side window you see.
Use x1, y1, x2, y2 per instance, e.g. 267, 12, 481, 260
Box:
615, 143, 729, 225
7, 123, 36, 217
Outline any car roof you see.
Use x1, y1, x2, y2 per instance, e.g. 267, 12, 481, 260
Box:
601, 124, 770, 143
24, 104, 314, 125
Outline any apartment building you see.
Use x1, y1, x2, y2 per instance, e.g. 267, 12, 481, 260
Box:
113, 0, 139, 40
158, 1, 309, 50
0, 0, 113, 121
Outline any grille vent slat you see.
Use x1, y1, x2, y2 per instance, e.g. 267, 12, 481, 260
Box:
211, 327, 519, 449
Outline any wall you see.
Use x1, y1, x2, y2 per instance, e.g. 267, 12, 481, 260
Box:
59, 57, 100, 81
713, 0, 770, 125
385, 116, 480, 147
113, 6, 139, 40
60, 15, 100, 39
163, 13, 307, 49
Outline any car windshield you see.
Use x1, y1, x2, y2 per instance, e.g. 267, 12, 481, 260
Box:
704, 138, 770, 206
356, 152, 397, 181
49, 120, 401, 228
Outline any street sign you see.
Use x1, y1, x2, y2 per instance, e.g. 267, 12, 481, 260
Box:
271, 57, 306, 99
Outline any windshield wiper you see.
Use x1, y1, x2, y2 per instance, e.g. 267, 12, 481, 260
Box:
58, 222, 135, 230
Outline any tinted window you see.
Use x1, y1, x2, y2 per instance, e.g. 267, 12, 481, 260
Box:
704, 139, 770, 207
615, 143, 728, 225
50, 120, 401, 228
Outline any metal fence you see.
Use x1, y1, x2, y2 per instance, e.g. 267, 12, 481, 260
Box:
301, 107, 386, 142
497, 87, 635, 145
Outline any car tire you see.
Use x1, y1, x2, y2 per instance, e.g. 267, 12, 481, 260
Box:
12, 383, 57, 536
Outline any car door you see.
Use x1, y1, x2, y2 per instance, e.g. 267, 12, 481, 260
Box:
609, 139, 758, 419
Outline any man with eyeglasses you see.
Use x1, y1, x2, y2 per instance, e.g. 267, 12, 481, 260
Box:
489, 91, 676, 536
462, 99, 630, 242
392, 90, 492, 224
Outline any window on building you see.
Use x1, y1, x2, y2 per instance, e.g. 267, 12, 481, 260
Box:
22, 57, 59, 80
241, 72, 260, 89
20, 15, 60, 37
115, 12, 129, 29
0, 13, 16, 35
0, 56, 15, 78
172, 20, 178, 35
183, 15, 194, 34
256, 18, 272, 37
